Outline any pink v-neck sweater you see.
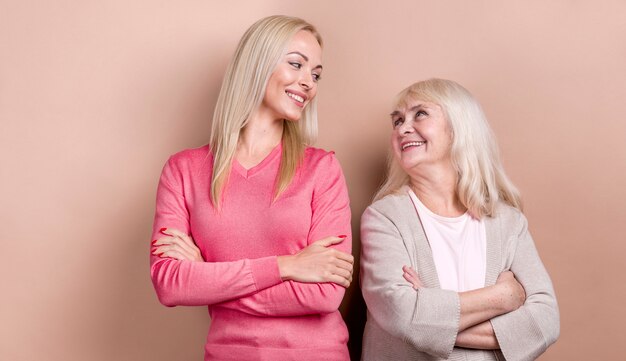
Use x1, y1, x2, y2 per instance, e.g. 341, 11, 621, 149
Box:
150, 143, 351, 360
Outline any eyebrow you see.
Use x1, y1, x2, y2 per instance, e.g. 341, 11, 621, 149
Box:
409, 105, 426, 113
390, 104, 426, 118
287, 51, 323, 70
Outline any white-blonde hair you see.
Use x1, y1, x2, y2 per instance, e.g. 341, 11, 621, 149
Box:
210, 15, 322, 208
375, 78, 522, 218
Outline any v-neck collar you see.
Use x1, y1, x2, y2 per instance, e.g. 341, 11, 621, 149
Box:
232, 142, 282, 179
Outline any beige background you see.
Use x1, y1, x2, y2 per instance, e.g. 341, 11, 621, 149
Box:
2, 0, 625, 360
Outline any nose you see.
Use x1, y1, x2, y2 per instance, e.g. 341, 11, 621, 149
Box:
299, 73, 313, 90
398, 119, 414, 135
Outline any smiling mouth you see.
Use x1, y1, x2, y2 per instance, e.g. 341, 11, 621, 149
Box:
401, 141, 426, 151
286, 91, 305, 103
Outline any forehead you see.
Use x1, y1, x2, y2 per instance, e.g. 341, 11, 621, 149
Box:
392, 98, 441, 116
285, 30, 322, 63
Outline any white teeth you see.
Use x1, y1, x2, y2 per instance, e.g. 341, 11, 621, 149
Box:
286, 92, 304, 103
402, 141, 426, 150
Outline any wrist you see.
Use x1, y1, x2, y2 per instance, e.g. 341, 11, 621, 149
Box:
277, 255, 294, 281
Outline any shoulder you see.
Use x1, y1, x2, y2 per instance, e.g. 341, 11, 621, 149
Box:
360, 191, 417, 246
491, 201, 525, 222
167, 144, 211, 163
361, 189, 414, 229
486, 201, 528, 235
301, 146, 344, 177
303, 146, 339, 166
366, 189, 412, 217
165, 144, 212, 170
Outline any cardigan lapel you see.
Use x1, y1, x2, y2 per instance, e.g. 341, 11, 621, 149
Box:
399, 191, 442, 289
483, 214, 503, 286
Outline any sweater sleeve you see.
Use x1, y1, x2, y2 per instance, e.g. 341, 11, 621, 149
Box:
360, 205, 460, 359
215, 153, 352, 316
150, 157, 282, 307
490, 212, 560, 361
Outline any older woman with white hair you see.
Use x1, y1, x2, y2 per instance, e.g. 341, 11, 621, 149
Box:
149, 16, 353, 360
360, 78, 559, 360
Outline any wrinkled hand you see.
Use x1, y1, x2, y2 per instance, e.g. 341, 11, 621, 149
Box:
496, 270, 526, 312
277, 236, 354, 288
152, 228, 204, 262
402, 265, 424, 290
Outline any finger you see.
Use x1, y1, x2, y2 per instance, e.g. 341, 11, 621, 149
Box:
408, 271, 424, 287
170, 234, 200, 257
331, 249, 354, 264
402, 271, 416, 283
315, 235, 347, 247
164, 229, 202, 257
402, 265, 419, 278
152, 245, 169, 255
161, 228, 189, 240
402, 269, 419, 284
154, 237, 191, 256
153, 236, 178, 247
171, 230, 196, 248
327, 274, 350, 288
334, 259, 354, 273
155, 234, 200, 257
153, 244, 196, 261
152, 245, 178, 259
159, 248, 195, 261
403, 272, 419, 290
331, 267, 352, 280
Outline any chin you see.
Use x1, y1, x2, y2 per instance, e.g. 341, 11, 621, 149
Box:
283, 111, 304, 122
399, 158, 419, 172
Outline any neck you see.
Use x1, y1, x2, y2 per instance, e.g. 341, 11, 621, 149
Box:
238, 110, 284, 156
408, 163, 466, 217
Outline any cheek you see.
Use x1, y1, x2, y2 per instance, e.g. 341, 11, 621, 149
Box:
390, 135, 402, 155
274, 67, 293, 84
266, 68, 288, 92
263, 78, 278, 100
440, 128, 454, 150
390, 134, 397, 148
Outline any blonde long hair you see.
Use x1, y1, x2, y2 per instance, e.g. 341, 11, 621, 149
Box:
375, 78, 522, 218
209, 15, 322, 208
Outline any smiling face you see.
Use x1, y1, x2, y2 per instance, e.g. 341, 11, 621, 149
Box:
260, 30, 323, 122
390, 99, 454, 173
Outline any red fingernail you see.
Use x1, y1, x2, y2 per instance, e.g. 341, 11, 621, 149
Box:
338, 235, 347, 238
151, 239, 157, 245
159, 227, 167, 233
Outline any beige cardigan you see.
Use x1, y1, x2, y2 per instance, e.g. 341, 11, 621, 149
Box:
360, 190, 559, 361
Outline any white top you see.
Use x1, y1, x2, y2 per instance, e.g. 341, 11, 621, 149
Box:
408, 189, 486, 292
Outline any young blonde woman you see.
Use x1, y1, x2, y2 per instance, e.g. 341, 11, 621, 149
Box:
360, 79, 559, 360
150, 16, 353, 360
